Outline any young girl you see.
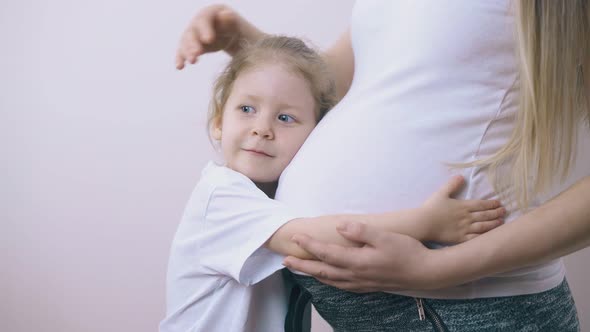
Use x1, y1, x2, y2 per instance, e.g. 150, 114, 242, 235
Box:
160, 36, 505, 332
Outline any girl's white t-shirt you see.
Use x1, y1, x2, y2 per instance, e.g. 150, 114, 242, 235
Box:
275, 0, 565, 299
160, 162, 298, 332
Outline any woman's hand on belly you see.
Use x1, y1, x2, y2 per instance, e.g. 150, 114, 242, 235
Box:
283, 176, 590, 293
282, 223, 450, 292
280, 176, 506, 292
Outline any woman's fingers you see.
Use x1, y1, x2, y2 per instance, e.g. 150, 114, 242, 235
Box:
315, 277, 378, 293
283, 255, 353, 282
290, 234, 363, 268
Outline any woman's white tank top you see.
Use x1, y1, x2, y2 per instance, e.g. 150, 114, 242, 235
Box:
276, 0, 565, 298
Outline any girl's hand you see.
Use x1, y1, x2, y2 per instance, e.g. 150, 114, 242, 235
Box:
175, 4, 265, 70
420, 175, 505, 244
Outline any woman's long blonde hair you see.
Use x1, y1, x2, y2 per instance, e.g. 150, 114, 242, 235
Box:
469, 0, 589, 210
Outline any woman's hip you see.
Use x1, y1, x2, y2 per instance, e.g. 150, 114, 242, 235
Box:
290, 273, 579, 332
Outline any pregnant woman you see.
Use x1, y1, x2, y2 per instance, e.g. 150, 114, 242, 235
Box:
176, 1, 589, 330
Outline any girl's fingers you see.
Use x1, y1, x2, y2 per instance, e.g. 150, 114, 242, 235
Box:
467, 199, 501, 212
469, 219, 503, 234
215, 10, 241, 49
196, 15, 216, 44
176, 33, 193, 69
438, 175, 465, 197
175, 52, 186, 70
184, 32, 203, 64
215, 9, 238, 31
175, 5, 242, 70
187, 45, 201, 64
472, 207, 506, 221
176, 31, 198, 65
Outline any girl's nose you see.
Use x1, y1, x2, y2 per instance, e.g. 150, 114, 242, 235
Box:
251, 120, 274, 139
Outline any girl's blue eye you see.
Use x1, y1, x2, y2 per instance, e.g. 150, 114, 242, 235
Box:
240, 105, 254, 113
278, 114, 295, 123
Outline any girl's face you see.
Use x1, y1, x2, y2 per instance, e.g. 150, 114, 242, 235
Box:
213, 63, 317, 183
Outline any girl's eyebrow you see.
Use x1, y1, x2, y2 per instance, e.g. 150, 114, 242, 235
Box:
276, 103, 304, 112
243, 94, 303, 111
244, 94, 262, 102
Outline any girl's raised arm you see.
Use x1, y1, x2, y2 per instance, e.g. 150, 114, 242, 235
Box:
321, 29, 355, 102
175, 5, 355, 103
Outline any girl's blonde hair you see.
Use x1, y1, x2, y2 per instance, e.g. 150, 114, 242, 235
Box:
466, 0, 589, 210
207, 35, 335, 136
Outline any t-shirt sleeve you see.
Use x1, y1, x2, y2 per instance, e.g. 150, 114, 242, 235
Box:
198, 174, 299, 286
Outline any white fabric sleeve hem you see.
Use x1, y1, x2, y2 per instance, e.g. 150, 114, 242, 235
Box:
197, 167, 301, 286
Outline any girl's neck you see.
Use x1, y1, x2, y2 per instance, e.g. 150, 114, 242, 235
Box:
255, 181, 278, 198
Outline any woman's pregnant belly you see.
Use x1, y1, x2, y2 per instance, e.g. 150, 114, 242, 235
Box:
276, 89, 492, 216
274, 89, 565, 299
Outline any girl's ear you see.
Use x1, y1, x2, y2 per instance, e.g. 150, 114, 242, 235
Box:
212, 127, 222, 140
211, 117, 222, 140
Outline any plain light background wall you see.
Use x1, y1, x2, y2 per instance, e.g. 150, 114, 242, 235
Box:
1, 1, 588, 331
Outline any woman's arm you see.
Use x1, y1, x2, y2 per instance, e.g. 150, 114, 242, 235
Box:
437, 176, 590, 287
267, 176, 504, 260
283, 175, 590, 292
